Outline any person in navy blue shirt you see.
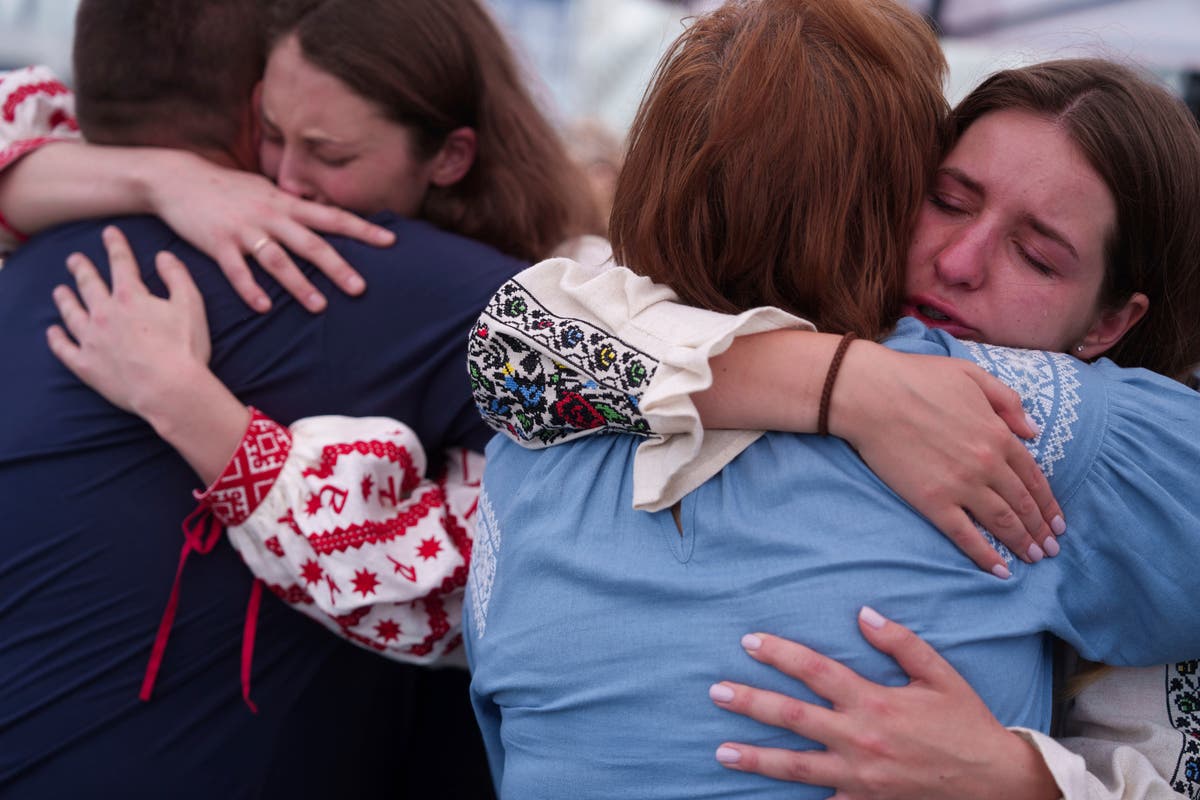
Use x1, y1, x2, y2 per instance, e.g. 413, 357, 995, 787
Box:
0, 1, 522, 796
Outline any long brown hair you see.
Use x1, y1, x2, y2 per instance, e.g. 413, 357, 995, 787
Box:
950, 59, 1200, 380
269, 0, 599, 261
609, 0, 947, 340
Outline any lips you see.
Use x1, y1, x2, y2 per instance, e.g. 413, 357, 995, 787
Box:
901, 298, 979, 339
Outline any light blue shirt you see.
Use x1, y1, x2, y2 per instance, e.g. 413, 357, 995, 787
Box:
466, 319, 1200, 798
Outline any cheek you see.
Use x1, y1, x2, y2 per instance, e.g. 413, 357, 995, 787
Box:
259, 142, 281, 181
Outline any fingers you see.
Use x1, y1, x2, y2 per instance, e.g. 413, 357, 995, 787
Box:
215, 243, 272, 313
100, 225, 155, 303
267, 220, 365, 300
856, 607, 962, 689
51, 283, 92, 343
709, 679, 847, 746
292, 199, 395, 248
46, 323, 86, 379
714, 741, 841, 785
246, 236, 327, 313
924, 505, 1015, 578
969, 366, 1067, 541
738, 633, 866, 707
156, 251, 204, 313
64, 250, 110, 311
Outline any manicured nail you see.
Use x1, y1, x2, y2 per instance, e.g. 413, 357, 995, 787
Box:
715, 746, 742, 765
741, 633, 763, 652
709, 683, 735, 703
1051, 515, 1066, 536
1027, 542, 1045, 563
1024, 413, 1041, 436
991, 563, 1012, 579
1042, 537, 1060, 557
859, 605, 887, 629
345, 275, 365, 294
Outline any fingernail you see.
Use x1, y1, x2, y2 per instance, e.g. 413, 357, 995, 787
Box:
66, 253, 83, 269
1051, 515, 1066, 536
992, 563, 1012, 579
377, 230, 396, 244
715, 746, 742, 765
346, 275, 365, 294
254, 295, 271, 312
709, 683, 735, 703
859, 605, 887, 629
1027, 542, 1045, 563
1024, 413, 1041, 436
1042, 537, 1060, 557
741, 633, 763, 652
306, 292, 326, 310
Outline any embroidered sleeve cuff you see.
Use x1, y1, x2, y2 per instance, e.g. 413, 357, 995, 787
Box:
193, 407, 293, 526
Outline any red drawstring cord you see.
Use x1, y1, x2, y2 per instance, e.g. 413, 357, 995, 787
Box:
241, 579, 263, 713
140, 505, 223, 702
140, 504, 262, 713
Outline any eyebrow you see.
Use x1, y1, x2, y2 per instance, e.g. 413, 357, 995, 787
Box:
939, 167, 1080, 262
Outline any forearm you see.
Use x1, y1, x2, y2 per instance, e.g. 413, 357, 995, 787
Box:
0, 141, 188, 235
696, 329, 856, 432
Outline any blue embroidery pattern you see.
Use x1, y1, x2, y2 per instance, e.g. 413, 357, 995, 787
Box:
959, 343, 1081, 478
467, 279, 657, 445
467, 488, 502, 638
1169, 660, 1200, 797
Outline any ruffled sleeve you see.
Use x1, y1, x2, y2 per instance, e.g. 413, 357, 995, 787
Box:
0, 66, 80, 252
198, 411, 481, 665
468, 257, 812, 510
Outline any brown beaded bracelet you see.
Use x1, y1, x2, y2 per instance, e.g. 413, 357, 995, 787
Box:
818, 332, 857, 436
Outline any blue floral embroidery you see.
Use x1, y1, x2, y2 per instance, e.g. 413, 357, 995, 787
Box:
467, 279, 657, 446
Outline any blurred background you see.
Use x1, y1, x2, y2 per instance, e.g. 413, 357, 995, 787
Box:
1, 0, 1197, 143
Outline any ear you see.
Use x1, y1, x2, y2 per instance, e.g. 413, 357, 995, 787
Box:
428, 127, 477, 188
1077, 291, 1149, 360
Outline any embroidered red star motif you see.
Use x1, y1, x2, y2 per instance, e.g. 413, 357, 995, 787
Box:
304, 493, 322, 516
300, 559, 324, 586
374, 619, 401, 643
416, 537, 443, 561
352, 568, 380, 597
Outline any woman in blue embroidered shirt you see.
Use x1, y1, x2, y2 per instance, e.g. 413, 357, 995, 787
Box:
463, 5, 1200, 798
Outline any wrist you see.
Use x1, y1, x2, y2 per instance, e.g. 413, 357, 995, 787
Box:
131, 148, 198, 215
826, 339, 883, 444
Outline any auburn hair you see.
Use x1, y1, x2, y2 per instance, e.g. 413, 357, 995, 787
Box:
609, 0, 947, 340
950, 59, 1200, 380
269, 0, 600, 261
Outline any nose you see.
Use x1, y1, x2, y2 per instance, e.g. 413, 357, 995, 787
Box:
275, 146, 317, 201
932, 221, 989, 291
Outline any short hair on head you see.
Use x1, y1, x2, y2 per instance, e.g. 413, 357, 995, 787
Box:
951, 59, 1200, 379
609, 0, 947, 340
267, 0, 599, 261
73, 0, 267, 152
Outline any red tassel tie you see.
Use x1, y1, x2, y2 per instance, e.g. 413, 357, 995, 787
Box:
140, 504, 223, 703
241, 579, 263, 714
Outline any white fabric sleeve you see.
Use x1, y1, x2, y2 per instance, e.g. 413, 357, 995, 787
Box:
0, 66, 81, 253
199, 411, 480, 666
469, 257, 813, 510
1007, 662, 1197, 800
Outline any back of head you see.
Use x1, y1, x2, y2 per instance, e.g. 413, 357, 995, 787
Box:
269, 0, 598, 261
610, 0, 946, 340
950, 59, 1200, 380
73, 0, 267, 154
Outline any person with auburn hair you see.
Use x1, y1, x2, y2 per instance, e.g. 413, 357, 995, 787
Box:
470, 52, 1200, 799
